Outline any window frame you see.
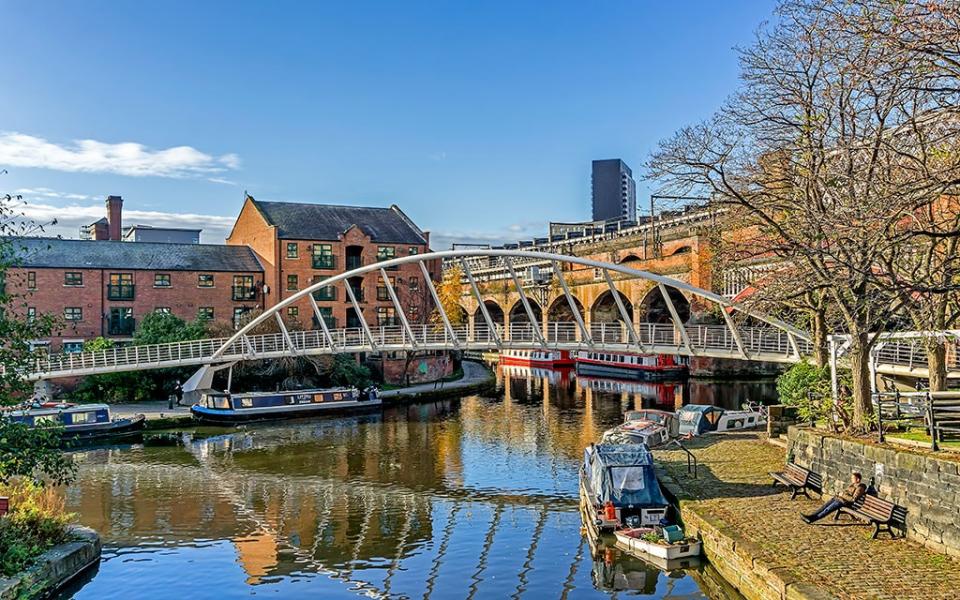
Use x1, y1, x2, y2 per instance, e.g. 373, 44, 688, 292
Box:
64, 307, 83, 321
198, 274, 215, 288
286, 274, 299, 291
198, 307, 214, 320
27, 271, 36, 289
64, 272, 83, 287
154, 273, 172, 288
286, 242, 299, 259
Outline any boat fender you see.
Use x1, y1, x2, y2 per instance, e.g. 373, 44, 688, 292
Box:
603, 501, 616, 521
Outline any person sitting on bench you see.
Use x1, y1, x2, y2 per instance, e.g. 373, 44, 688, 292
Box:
802, 472, 866, 524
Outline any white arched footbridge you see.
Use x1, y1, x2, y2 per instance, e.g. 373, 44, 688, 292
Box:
27, 250, 816, 386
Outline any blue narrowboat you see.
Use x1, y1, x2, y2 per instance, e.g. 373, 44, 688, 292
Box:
191, 387, 380, 424
4, 402, 146, 442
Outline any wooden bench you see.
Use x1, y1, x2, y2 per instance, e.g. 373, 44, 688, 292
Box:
769, 462, 822, 499
835, 494, 904, 539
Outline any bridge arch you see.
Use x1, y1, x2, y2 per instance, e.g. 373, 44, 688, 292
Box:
638, 286, 690, 324
508, 298, 542, 325
590, 289, 633, 324
547, 295, 585, 323
476, 300, 504, 325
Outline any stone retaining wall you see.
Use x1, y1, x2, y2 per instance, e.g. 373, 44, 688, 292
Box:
788, 426, 960, 556
0, 525, 101, 599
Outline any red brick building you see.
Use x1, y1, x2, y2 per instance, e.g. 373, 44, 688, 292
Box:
8, 194, 438, 352
6, 237, 265, 352
226, 195, 437, 329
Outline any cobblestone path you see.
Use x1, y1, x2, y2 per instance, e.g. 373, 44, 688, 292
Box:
655, 432, 960, 600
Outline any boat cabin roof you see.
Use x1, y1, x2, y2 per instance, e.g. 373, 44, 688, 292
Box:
7, 403, 109, 417
207, 387, 355, 398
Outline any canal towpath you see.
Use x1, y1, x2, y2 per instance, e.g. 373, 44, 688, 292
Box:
654, 431, 960, 600
111, 359, 494, 423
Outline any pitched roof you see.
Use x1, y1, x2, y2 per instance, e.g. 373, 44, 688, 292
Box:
9, 238, 264, 273
250, 199, 428, 244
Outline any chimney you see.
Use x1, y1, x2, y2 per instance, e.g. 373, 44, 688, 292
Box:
106, 195, 123, 241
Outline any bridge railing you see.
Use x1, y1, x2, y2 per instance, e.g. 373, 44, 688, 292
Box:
31, 321, 821, 378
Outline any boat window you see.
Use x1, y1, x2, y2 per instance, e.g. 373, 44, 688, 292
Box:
240, 398, 253, 408
610, 466, 645, 491
34, 414, 56, 425
72, 411, 97, 424
332, 392, 343, 401
748, 417, 755, 423
213, 396, 231, 409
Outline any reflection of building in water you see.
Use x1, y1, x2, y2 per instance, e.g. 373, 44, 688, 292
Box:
234, 530, 279, 585
499, 364, 573, 386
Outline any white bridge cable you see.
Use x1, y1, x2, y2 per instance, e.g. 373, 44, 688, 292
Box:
420, 261, 460, 349
460, 257, 502, 349
602, 269, 643, 351
380, 267, 418, 349
504, 256, 547, 348
552, 260, 592, 346
658, 283, 694, 355
343, 278, 378, 350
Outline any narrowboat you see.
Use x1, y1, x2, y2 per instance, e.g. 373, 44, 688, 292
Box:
575, 351, 687, 381
4, 402, 146, 442
579, 444, 670, 542
676, 403, 767, 436
499, 349, 574, 368
191, 387, 380, 424
601, 409, 680, 448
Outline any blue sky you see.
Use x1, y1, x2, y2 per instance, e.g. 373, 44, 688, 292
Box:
0, 1, 775, 248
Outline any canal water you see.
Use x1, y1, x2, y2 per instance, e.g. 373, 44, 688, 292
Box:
59, 366, 775, 599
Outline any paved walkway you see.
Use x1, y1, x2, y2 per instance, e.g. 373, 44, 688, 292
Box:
654, 432, 960, 600
112, 360, 492, 420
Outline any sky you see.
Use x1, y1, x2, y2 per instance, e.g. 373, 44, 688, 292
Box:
0, 0, 776, 249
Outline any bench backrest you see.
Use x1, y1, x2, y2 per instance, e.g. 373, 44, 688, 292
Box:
861, 495, 895, 520
785, 462, 810, 483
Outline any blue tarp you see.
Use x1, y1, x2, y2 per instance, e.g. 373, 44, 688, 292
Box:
584, 444, 669, 508
677, 404, 725, 435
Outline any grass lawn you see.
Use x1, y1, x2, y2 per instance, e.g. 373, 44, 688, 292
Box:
885, 428, 960, 450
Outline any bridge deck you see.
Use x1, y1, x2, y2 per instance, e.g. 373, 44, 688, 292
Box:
30, 322, 812, 380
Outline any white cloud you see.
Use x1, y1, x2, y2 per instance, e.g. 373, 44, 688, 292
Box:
14, 187, 90, 200
15, 200, 236, 244
0, 132, 241, 178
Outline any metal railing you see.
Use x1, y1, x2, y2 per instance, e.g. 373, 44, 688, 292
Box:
874, 390, 960, 450
29, 321, 809, 380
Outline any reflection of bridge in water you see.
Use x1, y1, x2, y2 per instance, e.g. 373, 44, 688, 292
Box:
63, 397, 630, 598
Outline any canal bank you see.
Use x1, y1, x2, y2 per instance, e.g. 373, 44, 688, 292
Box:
0, 526, 100, 600
110, 360, 495, 430
655, 431, 960, 600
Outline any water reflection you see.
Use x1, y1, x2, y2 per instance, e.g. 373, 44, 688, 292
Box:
60, 366, 768, 599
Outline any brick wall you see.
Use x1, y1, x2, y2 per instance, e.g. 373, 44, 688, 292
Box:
377, 352, 453, 385
5, 266, 264, 350
788, 426, 960, 556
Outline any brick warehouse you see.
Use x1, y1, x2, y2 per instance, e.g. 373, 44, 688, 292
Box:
226, 195, 438, 330
5, 194, 440, 354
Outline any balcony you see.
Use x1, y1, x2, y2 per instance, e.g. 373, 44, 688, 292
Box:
108, 318, 135, 336
312, 286, 337, 301
347, 286, 365, 303
312, 255, 336, 270
107, 284, 135, 301
232, 286, 258, 301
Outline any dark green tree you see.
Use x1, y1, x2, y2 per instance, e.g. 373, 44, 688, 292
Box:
0, 187, 76, 484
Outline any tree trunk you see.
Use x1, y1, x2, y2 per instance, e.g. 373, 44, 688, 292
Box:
848, 333, 875, 432
811, 308, 829, 368
926, 339, 948, 392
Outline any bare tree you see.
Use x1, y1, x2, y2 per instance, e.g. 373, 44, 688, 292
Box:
648, 0, 960, 430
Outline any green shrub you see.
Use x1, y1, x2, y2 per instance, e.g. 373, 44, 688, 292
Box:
776, 360, 834, 422
0, 479, 74, 577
